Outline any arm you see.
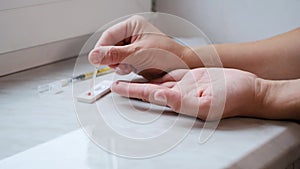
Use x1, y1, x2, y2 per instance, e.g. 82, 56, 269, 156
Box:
183, 28, 300, 80
89, 15, 300, 80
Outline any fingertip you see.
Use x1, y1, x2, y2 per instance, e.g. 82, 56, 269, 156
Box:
111, 80, 121, 90
110, 81, 121, 94
151, 74, 172, 83
88, 49, 101, 65
111, 80, 128, 92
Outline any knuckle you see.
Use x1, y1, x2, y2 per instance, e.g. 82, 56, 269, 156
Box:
132, 45, 141, 53
169, 92, 182, 112
131, 15, 145, 22
102, 30, 113, 39
101, 30, 118, 45
108, 47, 119, 63
142, 86, 150, 100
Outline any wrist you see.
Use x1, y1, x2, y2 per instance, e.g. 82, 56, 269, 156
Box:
181, 44, 227, 69
180, 46, 204, 68
255, 78, 300, 120
253, 78, 270, 118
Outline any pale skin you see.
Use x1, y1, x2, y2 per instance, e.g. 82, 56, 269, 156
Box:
89, 15, 300, 121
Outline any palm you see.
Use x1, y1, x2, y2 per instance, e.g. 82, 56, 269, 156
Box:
157, 68, 258, 120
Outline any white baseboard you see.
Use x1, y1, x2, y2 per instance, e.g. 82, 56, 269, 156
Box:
0, 34, 90, 76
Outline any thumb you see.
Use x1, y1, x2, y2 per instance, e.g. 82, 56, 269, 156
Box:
88, 45, 135, 65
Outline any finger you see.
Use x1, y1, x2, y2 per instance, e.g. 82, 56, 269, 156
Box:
153, 89, 182, 110
159, 81, 177, 88
111, 81, 213, 120
154, 90, 214, 120
88, 45, 135, 65
111, 81, 166, 101
151, 69, 189, 83
108, 64, 118, 69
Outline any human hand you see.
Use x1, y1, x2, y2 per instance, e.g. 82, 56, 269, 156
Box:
111, 68, 263, 121
88, 15, 189, 80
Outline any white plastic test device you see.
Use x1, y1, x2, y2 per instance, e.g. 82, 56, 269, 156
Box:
76, 80, 113, 103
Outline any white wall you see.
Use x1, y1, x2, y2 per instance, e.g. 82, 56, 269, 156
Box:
0, 0, 150, 76
0, 0, 150, 54
0, 0, 66, 11
157, 0, 300, 43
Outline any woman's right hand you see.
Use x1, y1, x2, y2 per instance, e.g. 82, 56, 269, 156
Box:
88, 15, 190, 80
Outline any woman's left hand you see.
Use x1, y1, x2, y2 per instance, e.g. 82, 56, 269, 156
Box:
111, 68, 263, 121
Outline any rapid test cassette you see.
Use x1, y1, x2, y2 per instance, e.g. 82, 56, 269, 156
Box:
76, 80, 113, 103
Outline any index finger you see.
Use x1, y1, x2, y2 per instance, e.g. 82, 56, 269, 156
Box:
111, 81, 164, 98
111, 81, 167, 104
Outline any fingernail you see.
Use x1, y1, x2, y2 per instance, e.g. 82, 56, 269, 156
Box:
113, 81, 126, 86
90, 50, 101, 64
154, 91, 166, 103
111, 81, 121, 92
113, 81, 124, 86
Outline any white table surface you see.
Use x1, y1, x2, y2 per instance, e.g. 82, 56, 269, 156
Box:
0, 58, 299, 169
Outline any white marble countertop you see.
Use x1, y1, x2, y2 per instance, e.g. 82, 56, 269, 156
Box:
0, 58, 299, 169
0, 59, 80, 159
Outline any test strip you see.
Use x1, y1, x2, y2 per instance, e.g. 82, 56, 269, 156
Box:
90, 67, 98, 96
76, 80, 113, 103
